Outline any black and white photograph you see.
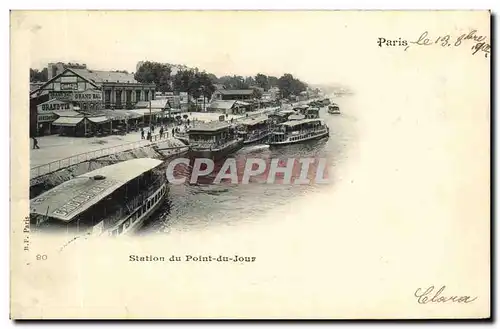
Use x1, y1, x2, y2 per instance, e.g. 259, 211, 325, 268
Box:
10, 10, 491, 319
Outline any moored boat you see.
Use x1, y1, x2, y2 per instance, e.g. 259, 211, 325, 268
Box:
236, 116, 271, 145
305, 107, 320, 119
328, 104, 341, 114
187, 121, 244, 159
30, 158, 168, 237
268, 118, 329, 146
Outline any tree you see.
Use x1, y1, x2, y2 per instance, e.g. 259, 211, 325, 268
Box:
135, 61, 173, 92
255, 73, 269, 91
30, 68, 48, 82
219, 75, 249, 89
250, 86, 263, 99
244, 76, 255, 87
207, 73, 219, 83
268, 76, 279, 88
278, 73, 308, 99
173, 69, 215, 102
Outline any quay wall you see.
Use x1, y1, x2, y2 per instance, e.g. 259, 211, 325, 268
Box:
29, 143, 185, 199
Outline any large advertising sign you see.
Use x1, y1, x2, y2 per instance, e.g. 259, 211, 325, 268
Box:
73, 90, 102, 101
37, 100, 72, 113
49, 90, 103, 102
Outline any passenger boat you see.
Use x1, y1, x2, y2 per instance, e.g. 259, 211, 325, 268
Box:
30, 158, 167, 237
268, 110, 296, 125
268, 118, 330, 145
236, 116, 271, 145
328, 103, 341, 114
288, 114, 306, 121
173, 131, 190, 145
187, 121, 244, 159
321, 98, 331, 106
305, 107, 320, 119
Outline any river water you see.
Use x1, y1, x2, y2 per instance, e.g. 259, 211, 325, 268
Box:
141, 95, 359, 234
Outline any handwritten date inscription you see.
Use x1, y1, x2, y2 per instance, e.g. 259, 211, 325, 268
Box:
406, 30, 490, 58
414, 285, 477, 304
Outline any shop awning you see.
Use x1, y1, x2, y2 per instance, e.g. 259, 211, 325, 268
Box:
235, 101, 251, 106
54, 110, 82, 117
95, 110, 143, 120
87, 116, 110, 124
52, 117, 84, 126
130, 108, 164, 116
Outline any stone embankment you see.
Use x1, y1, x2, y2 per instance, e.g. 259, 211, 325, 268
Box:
30, 139, 187, 199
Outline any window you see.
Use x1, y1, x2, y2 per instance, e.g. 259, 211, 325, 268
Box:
142, 205, 146, 213
116, 90, 122, 104
136, 90, 141, 101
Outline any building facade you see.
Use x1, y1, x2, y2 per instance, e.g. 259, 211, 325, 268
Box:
70, 69, 156, 109
211, 89, 256, 101
29, 68, 156, 136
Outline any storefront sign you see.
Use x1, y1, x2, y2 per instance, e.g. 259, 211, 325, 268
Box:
49, 91, 73, 100
38, 100, 72, 113
37, 113, 57, 123
60, 83, 78, 91
73, 90, 102, 101
49, 90, 103, 102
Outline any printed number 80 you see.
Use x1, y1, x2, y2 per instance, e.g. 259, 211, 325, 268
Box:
36, 254, 47, 260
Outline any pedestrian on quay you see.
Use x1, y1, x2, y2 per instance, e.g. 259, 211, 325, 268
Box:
141, 128, 145, 140
151, 125, 155, 133
32, 136, 40, 149
159, 126, 164, 139
172, 127, 175, 136
147, 131, 151, 141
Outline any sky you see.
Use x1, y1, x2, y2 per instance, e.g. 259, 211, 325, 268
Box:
17, 10, 369, 86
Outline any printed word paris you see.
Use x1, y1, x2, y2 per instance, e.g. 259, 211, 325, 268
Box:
378, 37, 408, 47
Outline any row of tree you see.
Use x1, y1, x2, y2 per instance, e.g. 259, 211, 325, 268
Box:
30, 60, 310, 100
134, 61, 309, 99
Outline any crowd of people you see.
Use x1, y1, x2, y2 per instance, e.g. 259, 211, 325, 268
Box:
140, 124, 167, 141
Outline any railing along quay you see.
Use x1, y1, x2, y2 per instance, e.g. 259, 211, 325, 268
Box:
30, 132, 185, 180
30, 107, 281, 181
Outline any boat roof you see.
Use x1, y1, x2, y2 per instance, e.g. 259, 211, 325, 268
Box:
288, 114, 306, 121
281, 118, 325, 127
188, 121, 230, 133
30, 158, 163, 222
238, 116, 268, 126
275, 110, 296, 116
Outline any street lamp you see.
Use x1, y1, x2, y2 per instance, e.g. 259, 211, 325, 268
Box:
200, 86, 206, 112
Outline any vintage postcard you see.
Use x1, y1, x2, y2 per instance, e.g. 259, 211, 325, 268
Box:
10, 10, 490, 319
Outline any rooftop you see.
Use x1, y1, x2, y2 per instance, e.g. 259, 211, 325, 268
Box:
288, 114, 306, 121
135, 99, 170, 109
238, 116, 268, 126
281, 118, 325, 127
216, 89, 254, 96
188, 121, 231, 132
71, 68, 139, 84
30, 158, 163, 222
208, 100, 236, 110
